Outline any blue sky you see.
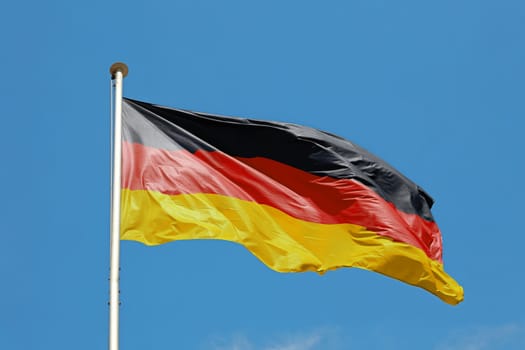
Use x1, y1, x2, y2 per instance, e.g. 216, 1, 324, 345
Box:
1, 1, 524, 349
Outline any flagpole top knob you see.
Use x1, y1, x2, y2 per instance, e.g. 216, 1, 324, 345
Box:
110, 62, 129, 78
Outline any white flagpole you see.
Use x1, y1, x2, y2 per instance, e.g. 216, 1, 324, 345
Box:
109, 62, 128, 350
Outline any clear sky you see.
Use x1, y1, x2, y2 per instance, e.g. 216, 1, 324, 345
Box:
1, 1, 524, 349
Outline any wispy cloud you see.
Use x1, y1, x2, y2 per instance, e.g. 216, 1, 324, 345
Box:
208, 334, 254, 350
435, 323, 525, 350
265, 332, 322, 350
205, 327, 341, 350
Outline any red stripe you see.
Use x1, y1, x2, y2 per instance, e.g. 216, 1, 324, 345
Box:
122, 141, 442, 261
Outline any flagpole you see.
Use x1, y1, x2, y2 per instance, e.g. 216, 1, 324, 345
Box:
109, 62, 128, 350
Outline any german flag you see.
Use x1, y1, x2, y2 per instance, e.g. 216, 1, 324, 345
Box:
120, 98, 464, 305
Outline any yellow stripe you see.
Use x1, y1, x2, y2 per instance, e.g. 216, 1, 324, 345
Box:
121, 189, 463, 305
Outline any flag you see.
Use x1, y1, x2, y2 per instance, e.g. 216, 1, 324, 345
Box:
120, 98, 464, 305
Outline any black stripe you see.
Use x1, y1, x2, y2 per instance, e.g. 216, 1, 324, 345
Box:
122, 98, 436, 221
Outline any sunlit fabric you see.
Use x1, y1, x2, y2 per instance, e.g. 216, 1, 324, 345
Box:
120, 98, 464, 305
